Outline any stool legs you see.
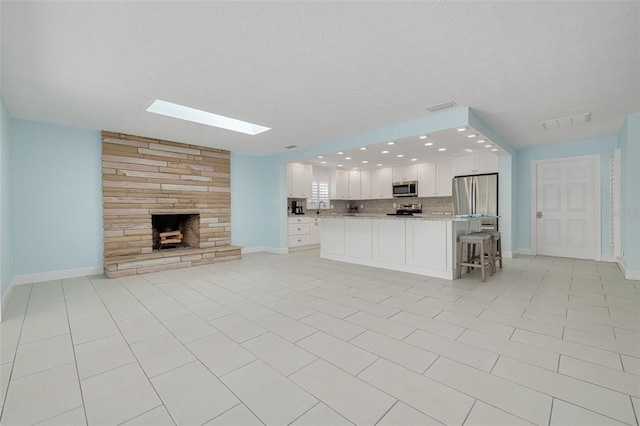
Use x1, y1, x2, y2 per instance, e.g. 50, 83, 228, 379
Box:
457, 240, 463, 279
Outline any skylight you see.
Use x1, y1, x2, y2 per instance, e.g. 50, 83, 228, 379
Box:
146, 99, 270, 135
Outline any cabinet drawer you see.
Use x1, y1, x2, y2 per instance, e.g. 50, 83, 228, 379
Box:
288, 223, 310, 235
288, 217, 310, 224
288, 234, 310, 247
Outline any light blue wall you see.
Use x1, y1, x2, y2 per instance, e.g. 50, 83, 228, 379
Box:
0, 93, 13, 303
11, 120, 103, 275
617, 113, 640, 272
513, 136, 618, 255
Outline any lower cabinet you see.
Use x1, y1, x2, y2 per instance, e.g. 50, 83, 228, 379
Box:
320, 218, 345, 255
372, 220, 406, 264
346, 219, 372, 259
406, 220, 447, 270
288, 217, 321, 249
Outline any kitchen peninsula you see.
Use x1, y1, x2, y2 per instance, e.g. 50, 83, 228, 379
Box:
320, 215, 482, 279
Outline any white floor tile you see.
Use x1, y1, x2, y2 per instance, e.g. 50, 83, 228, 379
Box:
296, 332, 377, 375
341, 297, 400, 318
2, 363, 82, 425
145, 299, 191, 321
479, 309, 563, 338
19, 315, 70, 345
152, 361, 238, 425
130, 334, 195, 378
222, 360, 317, 425
185, 299, 232, 321
81, 362, 161, 425
121, 406, 175, 426
243, 332, 316, 376
35, 407, 87, 426
522, 308, 615, 337
117, 314, 168, 344
304, 298, 357, 319
204, 404, 263, 426
458, 329, 559, 371
301, 312, 365, 341
346, 311, 415, 340
162, 313, 217, 343
12, 334, 75, 379
389, 311, 464, 339
186, 333, 256, 376
550, 399, 627, 426
435, 310, 514, 339
425, 357, 551, 425
74, 334, 136, 379
558, 355, 640, 397
225, 298, 276, 321
258, 313, 317, 342
464, 401, 534, 426
376, 401, 441, 426
358, 358, 473, 426
563, 327, 640, 358
381, 297, 443, 318
404, 329, 498, 372
492, 356, 636, 424
209, 313, 266, 343
69, 314, 120, 345
621, 354, 640, 375
264, 298, 316, 320
350, 330, 438, 373
291, 359, 395, 426
291, 403, 354, 426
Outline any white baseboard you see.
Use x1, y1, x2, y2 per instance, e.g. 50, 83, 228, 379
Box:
618, 261, 640, 280
513, 248, 534, 255
12, 265, 103, 286
600, 254, 617, 263
1, 284, 16, 321
241, 246, 289, 255
502, 251, 514, 259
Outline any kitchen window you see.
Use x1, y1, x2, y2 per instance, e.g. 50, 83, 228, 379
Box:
307, 180, 330, 209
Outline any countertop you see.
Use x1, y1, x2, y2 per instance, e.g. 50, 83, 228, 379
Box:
319, 213, 487, 222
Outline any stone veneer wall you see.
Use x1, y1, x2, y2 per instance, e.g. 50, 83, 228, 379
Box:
102, 131, 240, 277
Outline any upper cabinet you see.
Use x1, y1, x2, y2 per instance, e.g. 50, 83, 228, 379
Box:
348, 170, 362, 199
288, 162, 313, 198
453, 152, 498, 176
392, 165, 418, 182
334, 169, 349, 199
371, 167, 393, 199
360, 171, 371, 199
418, 159, 454, 197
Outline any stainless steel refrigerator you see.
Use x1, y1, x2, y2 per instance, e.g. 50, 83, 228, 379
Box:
452, 173, 498, 230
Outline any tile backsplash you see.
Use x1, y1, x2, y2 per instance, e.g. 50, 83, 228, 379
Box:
288, 197, 453, 215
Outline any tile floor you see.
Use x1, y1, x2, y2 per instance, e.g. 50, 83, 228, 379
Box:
1, 250, 639, 425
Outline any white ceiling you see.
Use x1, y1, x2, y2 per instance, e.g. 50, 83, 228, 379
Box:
1, 1, 639, 156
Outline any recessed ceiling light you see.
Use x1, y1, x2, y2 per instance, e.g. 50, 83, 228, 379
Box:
338, 164, 343, 167
345, 157, 352, 160
410, 158, 418, 162
362, 160, 368, 164
485, 144, 492, 148
320, 161, 326, 164
464, 149, 473, 153
317, 155, 324, 159
438, 148, 447, 151
353, 167, 358, 170
377, 163, 382, 166
477, 139, 486, 143
381, 150, 389, 154
337, 151, 344, 155
360, 147, 367, 151
387, 142, 395, 145
491, 149, 499, 152
467, 134, 477, 138
146, 99, 270, 135
424, 142, 433, 146
457, 127, 466, 132
397, 154, 404, 158
419, 135, 428, 139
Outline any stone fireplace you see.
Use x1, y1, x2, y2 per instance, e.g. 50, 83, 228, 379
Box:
101, 131, 241, 278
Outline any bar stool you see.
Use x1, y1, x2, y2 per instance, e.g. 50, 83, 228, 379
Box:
484, 230, 503, 273
457, 232, 493, 282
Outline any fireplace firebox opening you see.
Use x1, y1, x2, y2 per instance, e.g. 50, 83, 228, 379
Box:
152, 214, 200, 250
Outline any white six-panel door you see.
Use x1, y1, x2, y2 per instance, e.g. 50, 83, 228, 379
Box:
534, 156, 599, 260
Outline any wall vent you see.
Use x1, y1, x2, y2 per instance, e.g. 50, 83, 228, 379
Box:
425, 101, 457, 112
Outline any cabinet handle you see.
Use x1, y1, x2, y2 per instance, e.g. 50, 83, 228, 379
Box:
297, 228, 301, 231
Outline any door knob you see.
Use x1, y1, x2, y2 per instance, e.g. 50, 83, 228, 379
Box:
536, 211, 543, 219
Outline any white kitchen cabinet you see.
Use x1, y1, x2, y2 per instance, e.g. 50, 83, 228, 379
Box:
345, 218, 372, 259
360, 171, 371, 199
348, 170, 361, 199
334, 169, 349, 199
392, 165, 418, 182
372, 220, 406, 264
454, 152, 498, 176
418, 160, 454, 197
321, 218, 345, 256
309, 217, 321, 244
371, 167, 393, 199
288, 162, 313, 198
406, 220, 447, 270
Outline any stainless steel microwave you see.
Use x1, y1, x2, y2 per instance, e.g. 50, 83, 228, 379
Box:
392, 181, 418, 197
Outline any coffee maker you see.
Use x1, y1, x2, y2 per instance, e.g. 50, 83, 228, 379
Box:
291, 200, 304, 215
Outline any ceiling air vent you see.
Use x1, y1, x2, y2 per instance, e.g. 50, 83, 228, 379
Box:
425, 101, 457, 112
541, 112, 591, 130
284, 145, 298, 149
